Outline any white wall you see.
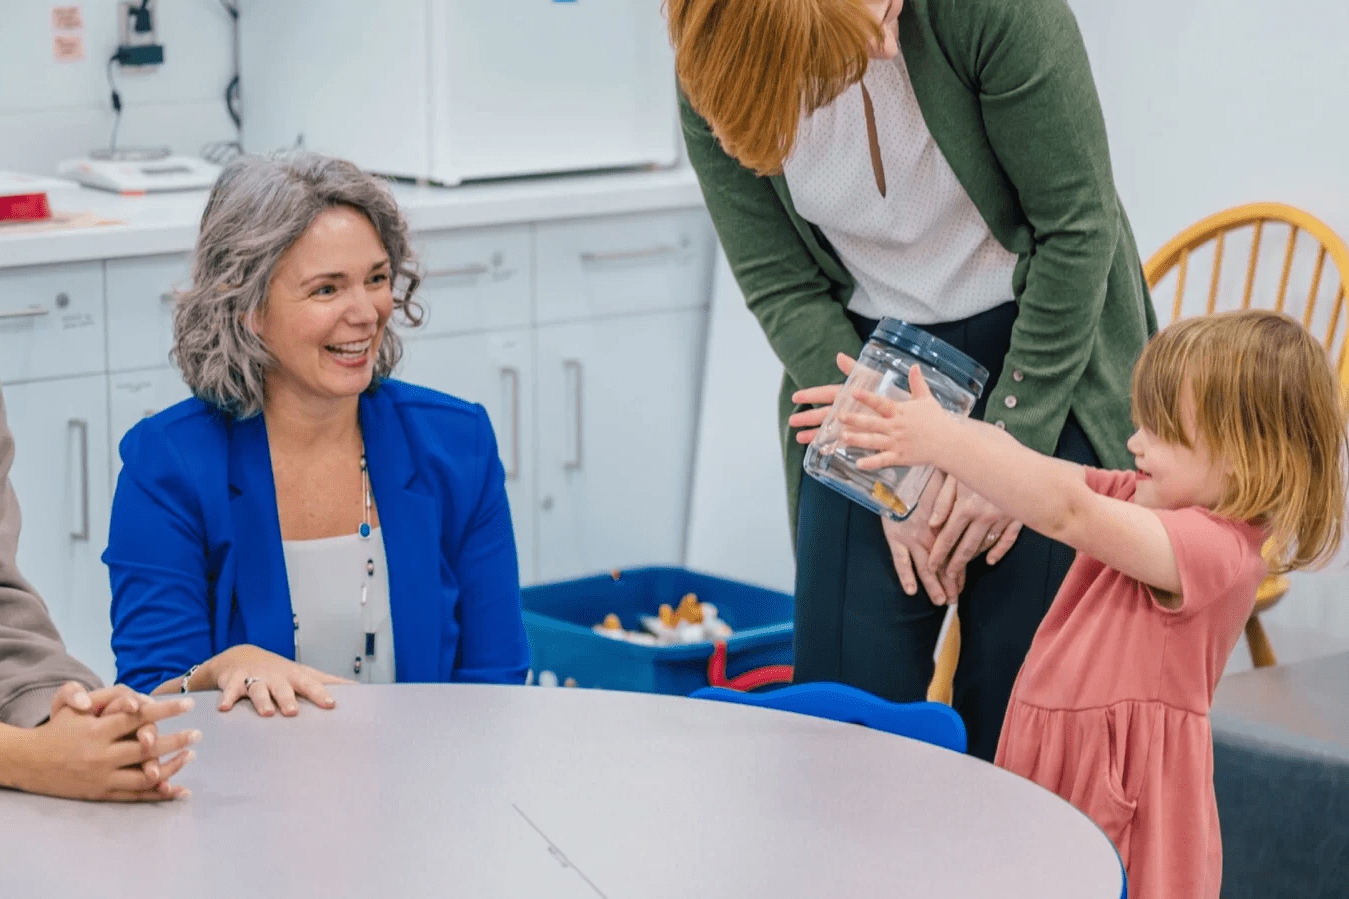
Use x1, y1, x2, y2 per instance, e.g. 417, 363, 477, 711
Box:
0, 0, 235, 175
1069, 0, 1349, 258
685, 251, 795, 594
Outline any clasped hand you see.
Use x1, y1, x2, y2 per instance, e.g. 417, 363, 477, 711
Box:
788, 354, 1021, 603
9, 683, 201, 802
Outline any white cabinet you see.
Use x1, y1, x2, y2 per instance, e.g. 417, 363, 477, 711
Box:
414, 226, 532, 337
0, 262, 105, 384
397, 329, 538, 584
108, 367, 194, 479
3, 375, 115, 683
534, 307, 708, 583
105, 253, 192, 373
535, 209, 716, 323
0, 203, 715, 682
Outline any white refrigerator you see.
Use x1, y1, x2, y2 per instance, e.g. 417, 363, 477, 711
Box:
238, 0, 680, 184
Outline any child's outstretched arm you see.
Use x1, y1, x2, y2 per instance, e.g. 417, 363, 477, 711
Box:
839, 366, 1183, 595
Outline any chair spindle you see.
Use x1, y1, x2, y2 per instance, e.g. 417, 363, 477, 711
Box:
1325, 284, 1344, 351
1241, 220, 1263, 310
1276, 226, 1299, 312
1305, 246, 1327, 328
1173, 250, 1190, 321
1207, 233, 1225, 314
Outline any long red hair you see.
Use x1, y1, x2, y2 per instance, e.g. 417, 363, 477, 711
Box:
666, 0, 880, 175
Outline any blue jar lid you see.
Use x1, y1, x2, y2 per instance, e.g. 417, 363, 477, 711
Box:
869, 318, 990, 394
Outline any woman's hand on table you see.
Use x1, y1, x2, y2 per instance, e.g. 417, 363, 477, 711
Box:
6, 686, 200, 802
198, 645, 352, 717
926, 476, 1022, 594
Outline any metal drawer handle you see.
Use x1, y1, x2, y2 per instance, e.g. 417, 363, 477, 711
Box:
563, 360, 583, 471
501, 366, 521, 480
69, 419, 89, 542
0, 306, 49, 320
580, 244, 678, 264
425, 263, 491, 279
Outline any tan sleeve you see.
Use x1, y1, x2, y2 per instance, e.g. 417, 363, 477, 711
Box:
0, 388, 101, 727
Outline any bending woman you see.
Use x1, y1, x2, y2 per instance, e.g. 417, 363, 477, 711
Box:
106, 152, 529, 711
669, 0, 1155, 758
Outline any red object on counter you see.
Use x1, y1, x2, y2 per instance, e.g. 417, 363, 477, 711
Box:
0, 192, 52, 222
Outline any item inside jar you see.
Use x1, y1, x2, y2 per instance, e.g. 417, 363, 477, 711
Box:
870, 480, 910, 518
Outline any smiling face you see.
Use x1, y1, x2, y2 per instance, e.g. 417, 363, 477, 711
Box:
254, 205, 393, 409
862, 0, 902, 59
1127, 391, 1230, 511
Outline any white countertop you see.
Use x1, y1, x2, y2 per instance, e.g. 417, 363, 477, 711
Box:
0, 166, 705, 270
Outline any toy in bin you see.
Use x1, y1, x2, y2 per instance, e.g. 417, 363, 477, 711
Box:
592, 593, 734, 646
522, 568, 794, 695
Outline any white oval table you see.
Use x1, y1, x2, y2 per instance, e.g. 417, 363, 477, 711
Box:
0, 685, 1123, 898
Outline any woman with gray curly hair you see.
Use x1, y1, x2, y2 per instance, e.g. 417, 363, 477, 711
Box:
104, 152, 530, 714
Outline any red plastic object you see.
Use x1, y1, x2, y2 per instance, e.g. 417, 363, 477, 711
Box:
0, 192, 52, 222
706, 640, 793, 692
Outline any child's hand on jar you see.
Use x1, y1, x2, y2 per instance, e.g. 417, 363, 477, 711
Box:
840, 365, 952, 470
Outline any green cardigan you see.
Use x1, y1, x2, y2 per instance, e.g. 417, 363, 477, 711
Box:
681, 0, 1157, 528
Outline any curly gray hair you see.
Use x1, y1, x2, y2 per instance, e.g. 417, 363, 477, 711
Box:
173, 151, 423, 418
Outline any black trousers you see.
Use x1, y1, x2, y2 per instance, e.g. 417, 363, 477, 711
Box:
792, 302, 1100, 761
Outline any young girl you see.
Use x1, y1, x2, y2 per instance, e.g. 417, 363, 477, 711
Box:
790, 309, 1346, 898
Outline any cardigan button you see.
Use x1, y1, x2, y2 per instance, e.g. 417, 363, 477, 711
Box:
1012, 369, 1024, 382
994, 421, 1006, 429
1004, 395, 1018, 409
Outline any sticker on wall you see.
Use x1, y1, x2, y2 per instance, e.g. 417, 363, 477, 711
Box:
53, 34, 85, 62
51, 5, 83, 31
52, 5, 85, 62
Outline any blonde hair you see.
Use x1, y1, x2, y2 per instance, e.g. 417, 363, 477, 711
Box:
667, 0, 880, 175
1131, 309, 1346, 572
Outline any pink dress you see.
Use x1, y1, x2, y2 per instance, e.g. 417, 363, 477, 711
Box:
995, 468, 1267, 899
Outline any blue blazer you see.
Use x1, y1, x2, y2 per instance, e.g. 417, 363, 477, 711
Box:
105, 380, 530, 693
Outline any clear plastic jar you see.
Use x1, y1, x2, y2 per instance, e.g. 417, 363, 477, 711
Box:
803, 319, 989, 521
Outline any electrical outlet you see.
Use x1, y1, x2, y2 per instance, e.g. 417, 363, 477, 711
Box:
116, 0, 161, 73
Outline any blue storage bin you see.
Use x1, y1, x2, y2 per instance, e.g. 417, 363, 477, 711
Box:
521, 567, 794, 695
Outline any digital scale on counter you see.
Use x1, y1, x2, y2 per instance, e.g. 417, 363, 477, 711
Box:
57, 149, 221, 196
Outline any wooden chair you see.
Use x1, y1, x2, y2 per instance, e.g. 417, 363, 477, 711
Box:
928, 612, 958, 704
927, 202, 1349, 702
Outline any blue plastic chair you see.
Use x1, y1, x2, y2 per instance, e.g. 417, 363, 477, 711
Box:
690, 682, 967, 753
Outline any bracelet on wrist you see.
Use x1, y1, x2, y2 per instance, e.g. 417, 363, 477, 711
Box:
180, 663, 203, 693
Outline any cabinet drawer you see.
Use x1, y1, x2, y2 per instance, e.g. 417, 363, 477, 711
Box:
105, 253, 192, 373
408, 225, 531, 338
0, 262, 106, 383
534, 208, 715, 324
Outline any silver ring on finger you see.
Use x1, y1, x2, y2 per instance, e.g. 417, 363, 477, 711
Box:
985, 531, 1000, 544
242, 676, 261, 689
